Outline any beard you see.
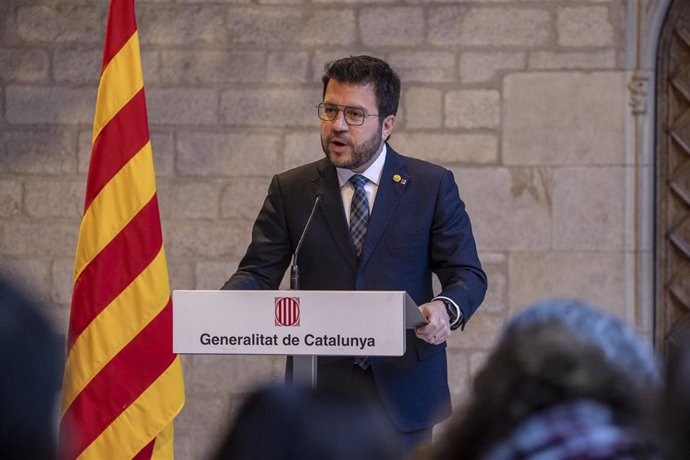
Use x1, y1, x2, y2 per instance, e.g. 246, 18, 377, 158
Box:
321, 128, 383, 171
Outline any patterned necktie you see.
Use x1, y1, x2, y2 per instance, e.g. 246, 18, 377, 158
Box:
350, 174, 370, 370
349, 174, 369, 258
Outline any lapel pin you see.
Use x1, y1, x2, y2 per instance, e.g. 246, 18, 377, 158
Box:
401, 178, 407, 185
393, 174, 401, 183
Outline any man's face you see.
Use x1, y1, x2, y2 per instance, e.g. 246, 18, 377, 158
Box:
320, 80, 395, 172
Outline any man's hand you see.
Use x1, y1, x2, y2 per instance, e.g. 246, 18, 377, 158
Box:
415, 300, 451, 344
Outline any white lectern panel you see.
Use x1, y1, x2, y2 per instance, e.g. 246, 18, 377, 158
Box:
173, 290, 420, 356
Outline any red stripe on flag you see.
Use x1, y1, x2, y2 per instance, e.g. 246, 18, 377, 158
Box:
84, 89, 149, 210
68, 196, 163, 348
60, 302, 175, 460
101, 0, 138, 72
133, 440, 155, 460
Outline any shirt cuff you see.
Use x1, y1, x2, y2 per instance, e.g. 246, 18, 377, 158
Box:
433, 296, 464, 330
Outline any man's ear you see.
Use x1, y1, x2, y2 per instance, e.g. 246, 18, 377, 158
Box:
382, 115, 396, 139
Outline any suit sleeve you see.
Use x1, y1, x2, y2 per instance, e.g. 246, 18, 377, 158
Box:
431, 169, 487, 325
221, 174, 293, 290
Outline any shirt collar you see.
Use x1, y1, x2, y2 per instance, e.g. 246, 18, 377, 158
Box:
336, 144, 387, 188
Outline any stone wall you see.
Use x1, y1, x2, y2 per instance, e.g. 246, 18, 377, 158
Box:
0, 0, 648, 457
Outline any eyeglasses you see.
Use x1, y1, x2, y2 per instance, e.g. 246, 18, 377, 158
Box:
317, 103, 380, 127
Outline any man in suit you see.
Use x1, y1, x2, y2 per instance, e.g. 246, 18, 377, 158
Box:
222, 55, 487, 453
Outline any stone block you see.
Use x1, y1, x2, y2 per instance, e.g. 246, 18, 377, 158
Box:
390, 133, 497, 165
24, 178, 84, 219
552, 167, 625, 250
228, 8, 355, 46
17, 5, 103, 43
159, 50, 265, 84
403, 87, 443, 129
529, 50, 616, 70
503, 72, 627, 166
267, 52, 310, 83
137, 5, 228, 46
0, 179, 22, 217
189, 355, 282, 394
51, 257, 75, 306
165, 258, 195, 292
6, 85, 96, 124
176, 131, 282, 177
0, 222, 78, 257
508, 252, 626, 318
285, 131, 323, 170
77, 129, 92, 175
360, 7, 424, 47
220, 177, 273, 220
314, 0, 393, 3
428, 6, 465, 46
0, 49, 49, 83
448, 311, 503, 351
478, 252, 507, 314
157, 179, 220, 220
446, 350, 470, 400
0, 257, 52, 304
196, 260, 238, 290
557, 6, 614, 47
450, 167, 552, 251
52, 47, 102, 83
139, 51, 161, 86
147, 88, 218, 126
445, 90, 500, 129
163, 220, 247, 258
221, 88, 320, 127
257, 0, 304, 4
388, 51, 455, 83
460, 8, 550, 46
1, 128, 77, 174
0, 3, 19, 45
150, 131, 175, 177
460, 51, 526, 84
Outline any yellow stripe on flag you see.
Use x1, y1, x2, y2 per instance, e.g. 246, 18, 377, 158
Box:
92, 31, 144, 142
77, 358, 184, 460
151, 422, 175, 460
62, 248, 170, 414
73, 142, 155, 280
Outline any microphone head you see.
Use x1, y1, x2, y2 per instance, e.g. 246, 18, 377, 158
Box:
315, 190, 325, 201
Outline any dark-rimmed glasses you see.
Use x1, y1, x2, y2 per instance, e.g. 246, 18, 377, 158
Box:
317, 103, 380, 126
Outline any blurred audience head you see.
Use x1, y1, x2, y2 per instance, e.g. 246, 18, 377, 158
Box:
0, 275, 63, 459
436, 298, 662, 460
213, 383, 400, 460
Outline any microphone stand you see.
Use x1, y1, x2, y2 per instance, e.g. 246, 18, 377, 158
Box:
290, 194, 322, 387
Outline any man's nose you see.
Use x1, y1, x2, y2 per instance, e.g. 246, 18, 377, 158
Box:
331, 109, 349, 130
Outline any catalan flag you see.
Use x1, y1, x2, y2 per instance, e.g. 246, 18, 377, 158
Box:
58, 1, 184, 458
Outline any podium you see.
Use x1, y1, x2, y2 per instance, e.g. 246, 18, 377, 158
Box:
172, 290, 427, 386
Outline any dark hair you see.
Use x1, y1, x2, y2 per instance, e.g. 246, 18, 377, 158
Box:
436, 321, 661, 460
322, 55, 401, 118
0, 276, 63, 460
213, 384, 400, 460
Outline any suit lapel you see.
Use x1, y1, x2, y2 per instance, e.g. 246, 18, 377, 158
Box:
359, 147, 409, 269
313, 160, 359, 273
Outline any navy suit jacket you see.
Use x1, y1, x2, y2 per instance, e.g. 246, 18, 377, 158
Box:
222, 145, 487, 432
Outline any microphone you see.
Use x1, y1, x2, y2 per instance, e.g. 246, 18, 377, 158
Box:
290, 192, 323, 290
